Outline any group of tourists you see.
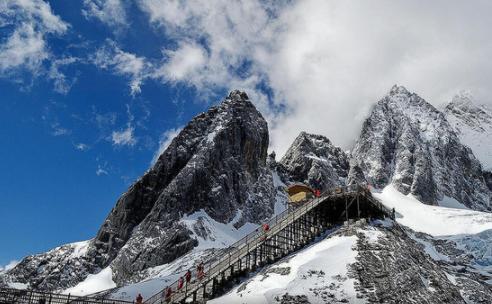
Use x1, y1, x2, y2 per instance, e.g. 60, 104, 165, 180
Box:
135, 262, 206, 303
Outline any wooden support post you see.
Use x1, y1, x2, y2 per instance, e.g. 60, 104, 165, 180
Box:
212, 278, 217, 297
345, 197, 349, 224
357, 194, 360, 219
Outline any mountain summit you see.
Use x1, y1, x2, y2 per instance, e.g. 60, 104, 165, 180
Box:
1, 90, 277, 290
352, 86, 491, 210
444, 92, 492, 171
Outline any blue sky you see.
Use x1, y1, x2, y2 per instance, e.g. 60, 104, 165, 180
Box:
2, 0, 492, 267
0, 0, 220, 266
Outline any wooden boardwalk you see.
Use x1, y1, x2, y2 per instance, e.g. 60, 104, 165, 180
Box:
145, 184, 392, 304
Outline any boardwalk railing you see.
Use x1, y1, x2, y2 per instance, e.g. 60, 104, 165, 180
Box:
0, 287, 135, 304
145, 184, 392, 304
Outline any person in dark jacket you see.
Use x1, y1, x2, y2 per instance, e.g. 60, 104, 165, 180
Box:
185, 270, 192, 283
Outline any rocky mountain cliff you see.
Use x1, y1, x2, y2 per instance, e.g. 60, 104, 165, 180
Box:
351, 85, 491, 211
278, 132, 350, 190
1, 90, 277, 290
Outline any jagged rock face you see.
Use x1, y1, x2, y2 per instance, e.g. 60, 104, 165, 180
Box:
484, 171, 492, 192
351, 85, 491, 211
2, 90, 276, 288
279, 132, 350, 190
106, 90, 275, 283
351, 221, 492, 303
444, 92, 492, 171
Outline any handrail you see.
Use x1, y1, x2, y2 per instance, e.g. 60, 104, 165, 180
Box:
0, 287, 135, 304
144, 184, 374, 304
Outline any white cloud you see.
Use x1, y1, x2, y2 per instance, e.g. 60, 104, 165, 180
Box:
151, 127, 182, 165
48, 57, 78, 94
138, 0, 277, 103
111, 126, 137, 146
157, 42, 207, 82
75, 143, 89, 151
92, 41, 148, 96
51, 121, 70, 136
0, 260, 19, 273
0, 0, 69, 76
82, 0, 128, 32
135, 0, 492, 156
96, 166, 108, 176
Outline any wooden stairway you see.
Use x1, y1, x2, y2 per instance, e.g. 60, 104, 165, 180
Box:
145, 184, 392, 304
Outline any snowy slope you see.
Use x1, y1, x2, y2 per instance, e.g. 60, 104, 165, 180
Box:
63, 267, 116, 296
208, 218, 486, 304
209, 232, 363, 304
444, 92, 492, 170
373, 185, 492, 236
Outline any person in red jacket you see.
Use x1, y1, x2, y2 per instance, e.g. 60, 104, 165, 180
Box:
197, 262, 205, 280
135, 293, 143, 304
177, 276, 184, 290
165, 287, 172, 302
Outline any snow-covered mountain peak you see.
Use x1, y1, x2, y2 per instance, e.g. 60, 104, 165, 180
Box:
389, 84, 411, 96
352, 86, 491, 210
444, 92, 492, 170
446, 91, 491, 123
449, 90, 475, 106
225, 89, 251, 103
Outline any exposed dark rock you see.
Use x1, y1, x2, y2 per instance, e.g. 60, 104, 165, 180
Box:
279, 132, 350, 190
276, 293, 310, 304
484, 171, 492, 192
350, 222, 468, 303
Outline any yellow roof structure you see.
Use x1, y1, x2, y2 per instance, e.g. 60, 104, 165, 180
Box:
286, 184, 315, 204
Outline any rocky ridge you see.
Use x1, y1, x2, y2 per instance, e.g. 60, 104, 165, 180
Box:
278, 132, 350, 190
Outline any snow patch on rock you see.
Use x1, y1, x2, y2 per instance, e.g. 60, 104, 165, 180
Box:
63, 267, 116, 296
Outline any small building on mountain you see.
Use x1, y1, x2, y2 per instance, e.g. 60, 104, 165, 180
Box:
286, 183, 316, 204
